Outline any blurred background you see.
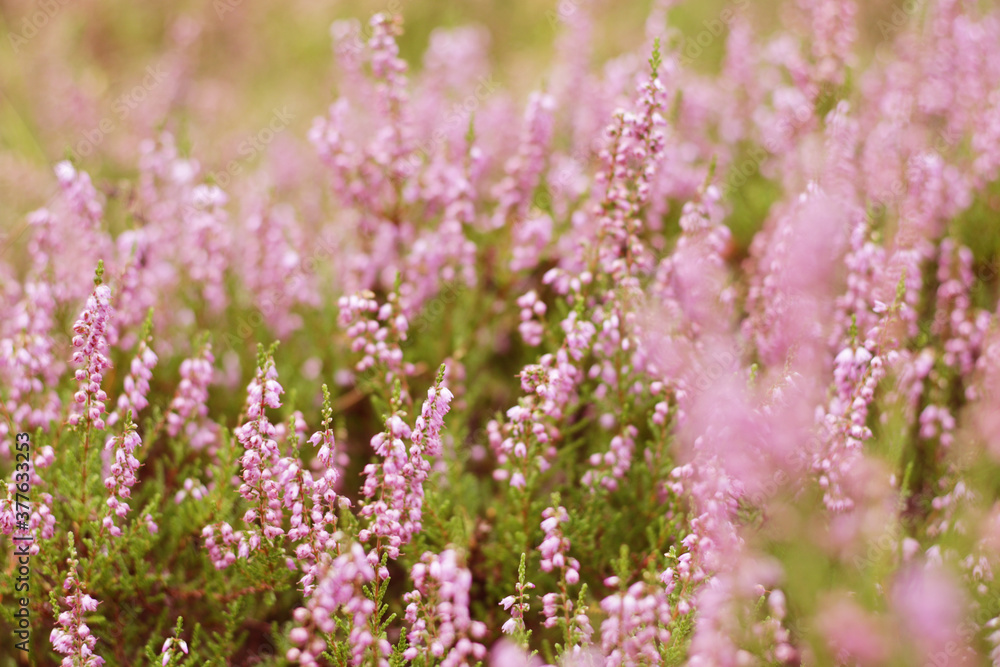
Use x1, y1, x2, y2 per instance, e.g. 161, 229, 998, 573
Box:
0, 0, 905, 238
0, 0, 644, 229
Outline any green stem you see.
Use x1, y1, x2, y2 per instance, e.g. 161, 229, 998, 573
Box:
81, 421, 92, 511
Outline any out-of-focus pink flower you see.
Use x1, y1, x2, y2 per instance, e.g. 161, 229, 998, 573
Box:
891, 566, 972, 665
816, 596, 890, 665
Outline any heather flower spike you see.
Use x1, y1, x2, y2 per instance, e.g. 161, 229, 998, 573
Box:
159, 618, 188, 667
102, 412, 143, 537
68, 261, 114, 431
403, 549, 487, 663
108, 309, 157, 428
164, 339, 216, 450
236, 344, 286, 546
50, 542, 103, 667
500, 553, 535, 647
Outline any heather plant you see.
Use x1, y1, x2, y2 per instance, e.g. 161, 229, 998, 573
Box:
5, 0, 1000, 666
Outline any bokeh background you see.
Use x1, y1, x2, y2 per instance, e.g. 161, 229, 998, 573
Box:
0, 0, 918, 240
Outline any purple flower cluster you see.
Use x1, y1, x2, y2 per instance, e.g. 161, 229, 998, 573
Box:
102, 417, 142, 537
164, 343, 216, 451
50, 559, 103, 667
288, 543, 382, 667
403, 549, 487, 664
236, 353, 286, 543
68, 280, 113, 431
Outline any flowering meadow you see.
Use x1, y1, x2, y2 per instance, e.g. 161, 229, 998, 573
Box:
4, 0, 1000, 664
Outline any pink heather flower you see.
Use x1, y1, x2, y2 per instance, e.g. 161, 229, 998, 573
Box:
598, 580, 672, 666
933, 239, 987, 378
235, 198, 319, 338
830, 209, 884, 352
180, 184, 231, 314
517, 290, 547, 347
50, 560, 103, 667
491, 91, 556, 229
55, 161, 102, 229
338, 291, 414, 401
359, 372, 452, 566
591, 47, 666, 285
891, 565, 972, 664
174, 477, 209, 504
510, 211, 553, 273
0, 279, 62, 449
400, 376, 454, 540
493, 315, 594, 490
817, 597, 891, 665
559, 647, 603, 667
928, 479, 976, 538
499, 564, 534, 639
160, 637, 189, 666
292, 394, 347, 596
403, 550, 487, 663
287, 543, 384, 667
797, 0, 857, 86
165, 343, 217, 451
753, 589, 798, 664
235, 352, 286, 545
581, 425, 638, 492
112, 232, 157, 350
742, 185, 847, 367
411, 377, 454, 458
0, 497, 13, 537
665, 456, 755, 666
988, 616, 1000, 666
489, 640, 544, 667
37, 162, 114, 309
367, 13, 411, 159
7, 3, 1000, 664
201, 523, 238, 570
973, 89, 1000, 185
359, 416, 410, 565
817, 317, 895, 512
312, 12, 450, 302
202, 353, 290, 570
68, 275, 114, 431
130, 132, 228, 327
108, 330, 157, 428
30, 489, 57, 542
102, 416, 143, 537
972, 323, 1000, 459
536, 506, 590, 648
652, 181, 734, 339
538, 506, 577, 577
492, 399, 546, 490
